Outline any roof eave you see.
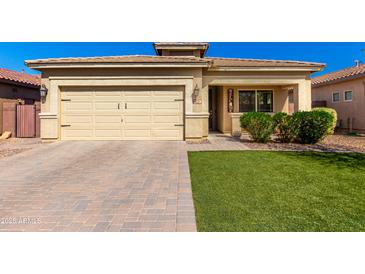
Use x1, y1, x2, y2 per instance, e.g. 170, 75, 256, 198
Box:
25, 62, 210, 70
207, 66, 325, 72
0, 78, 40, 88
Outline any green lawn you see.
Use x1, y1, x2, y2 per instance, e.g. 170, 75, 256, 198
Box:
188, 151, 365, 232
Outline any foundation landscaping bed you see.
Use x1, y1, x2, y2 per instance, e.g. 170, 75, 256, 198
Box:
188, 150, 365, 232
238, 108, 365, 153
241, 133, 365, 153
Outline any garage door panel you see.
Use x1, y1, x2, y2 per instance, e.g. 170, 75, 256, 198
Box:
152, 92, 182, 101
153, 115, 181, 123
95, 102, 120, 112
95, 115, 121, 123
153, 101, 182, 110
62, 129, 93, 138
60, 88, 184, 140
124, 115, 151, 123
94, 91, 122, 97
95, 129, 122, 137
61, 115, 93, 124
61, 91, 93, 99
124, 91, 151, 96
152, 129, 182, 139
62, 102, 93, 113
125, 102, 151, 110
124, 129, 151, 138
153, 91, 181, 96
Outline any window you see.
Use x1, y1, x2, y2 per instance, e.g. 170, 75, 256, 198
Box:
344, 90, 352, 101
239, 90, 256, 112
332, 92, 340, 102
239, 90, 273, 112
257, 90, 273, 112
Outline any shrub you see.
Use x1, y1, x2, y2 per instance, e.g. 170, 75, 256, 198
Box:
312, 107, 337, 134
272, 112, 298, 143
272, 112, 288, 130
291, 111, 334, 144
240, 112, 274, 143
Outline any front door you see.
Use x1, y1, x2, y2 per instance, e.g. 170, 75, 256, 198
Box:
208, 88, 217, 131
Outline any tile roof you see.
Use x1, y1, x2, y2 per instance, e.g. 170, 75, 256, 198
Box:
153, 42, 209, 47
0, 68, 40, 87
312, 63, 365, 86
25, 55, 325, 70
25, 55, 209, 64
206, 57, 324, 68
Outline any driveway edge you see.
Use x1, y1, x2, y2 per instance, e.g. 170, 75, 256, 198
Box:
176, 144, 197, 232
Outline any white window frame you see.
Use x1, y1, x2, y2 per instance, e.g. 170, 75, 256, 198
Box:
238, 89, 274, 113
344, 90, 353, 102
332, 91, 340, 103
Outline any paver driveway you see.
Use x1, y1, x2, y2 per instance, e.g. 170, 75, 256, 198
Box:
0, 141, 196, 232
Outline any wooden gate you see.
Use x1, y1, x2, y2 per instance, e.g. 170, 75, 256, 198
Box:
16, 104, 37, 138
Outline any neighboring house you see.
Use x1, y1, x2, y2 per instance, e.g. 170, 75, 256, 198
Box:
0, 68, 41, 103
0, 68, 40, 135
312, 63, 365, 131
25, 42, 324, 141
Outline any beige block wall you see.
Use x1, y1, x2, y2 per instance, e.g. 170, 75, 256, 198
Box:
312, 77, 365, 130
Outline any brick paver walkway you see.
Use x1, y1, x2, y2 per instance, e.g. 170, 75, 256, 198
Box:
0, 141, 196, 232
187, 133, 249, 151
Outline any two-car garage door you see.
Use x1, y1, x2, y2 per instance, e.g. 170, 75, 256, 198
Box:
60, 86, 184, 140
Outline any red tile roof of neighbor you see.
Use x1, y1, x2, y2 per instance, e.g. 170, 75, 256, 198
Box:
25, 55, 325, 70
312, 63, 365, 86
0, 68, 40, 87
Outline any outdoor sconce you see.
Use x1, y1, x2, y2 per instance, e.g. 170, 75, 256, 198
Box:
192, 84, 201, 103
193, 84, 200, 97
40, 85, 48, 98
227, 88, 234, 112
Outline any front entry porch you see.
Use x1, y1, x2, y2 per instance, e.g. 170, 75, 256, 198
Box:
208, 83, 306, 137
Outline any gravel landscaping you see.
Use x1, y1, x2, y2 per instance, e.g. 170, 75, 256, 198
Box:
0, 138, 45, 158
241, 132, 365, 153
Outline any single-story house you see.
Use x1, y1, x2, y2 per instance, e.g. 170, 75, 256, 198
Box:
0, 68, 40, 103
25, 42, 325, 141
312, 62, 365, 131
0, 68, 40, 134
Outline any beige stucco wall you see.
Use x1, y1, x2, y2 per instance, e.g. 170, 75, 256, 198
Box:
37, 67, 313, 140
39, 67, 205, 140
215, 85, 291, 134
312, 77, 365, 130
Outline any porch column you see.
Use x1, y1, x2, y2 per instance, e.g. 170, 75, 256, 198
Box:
293, 79, 312, 112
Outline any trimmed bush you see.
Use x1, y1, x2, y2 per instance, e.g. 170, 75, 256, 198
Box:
292, 111, 334, 144
272, 112, 298, 143
240, 112, 274, 143
272, 112, 288, 130
312, 107, 337, 134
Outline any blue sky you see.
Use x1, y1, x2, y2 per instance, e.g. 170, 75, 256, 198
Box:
1, 42, 364, 77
